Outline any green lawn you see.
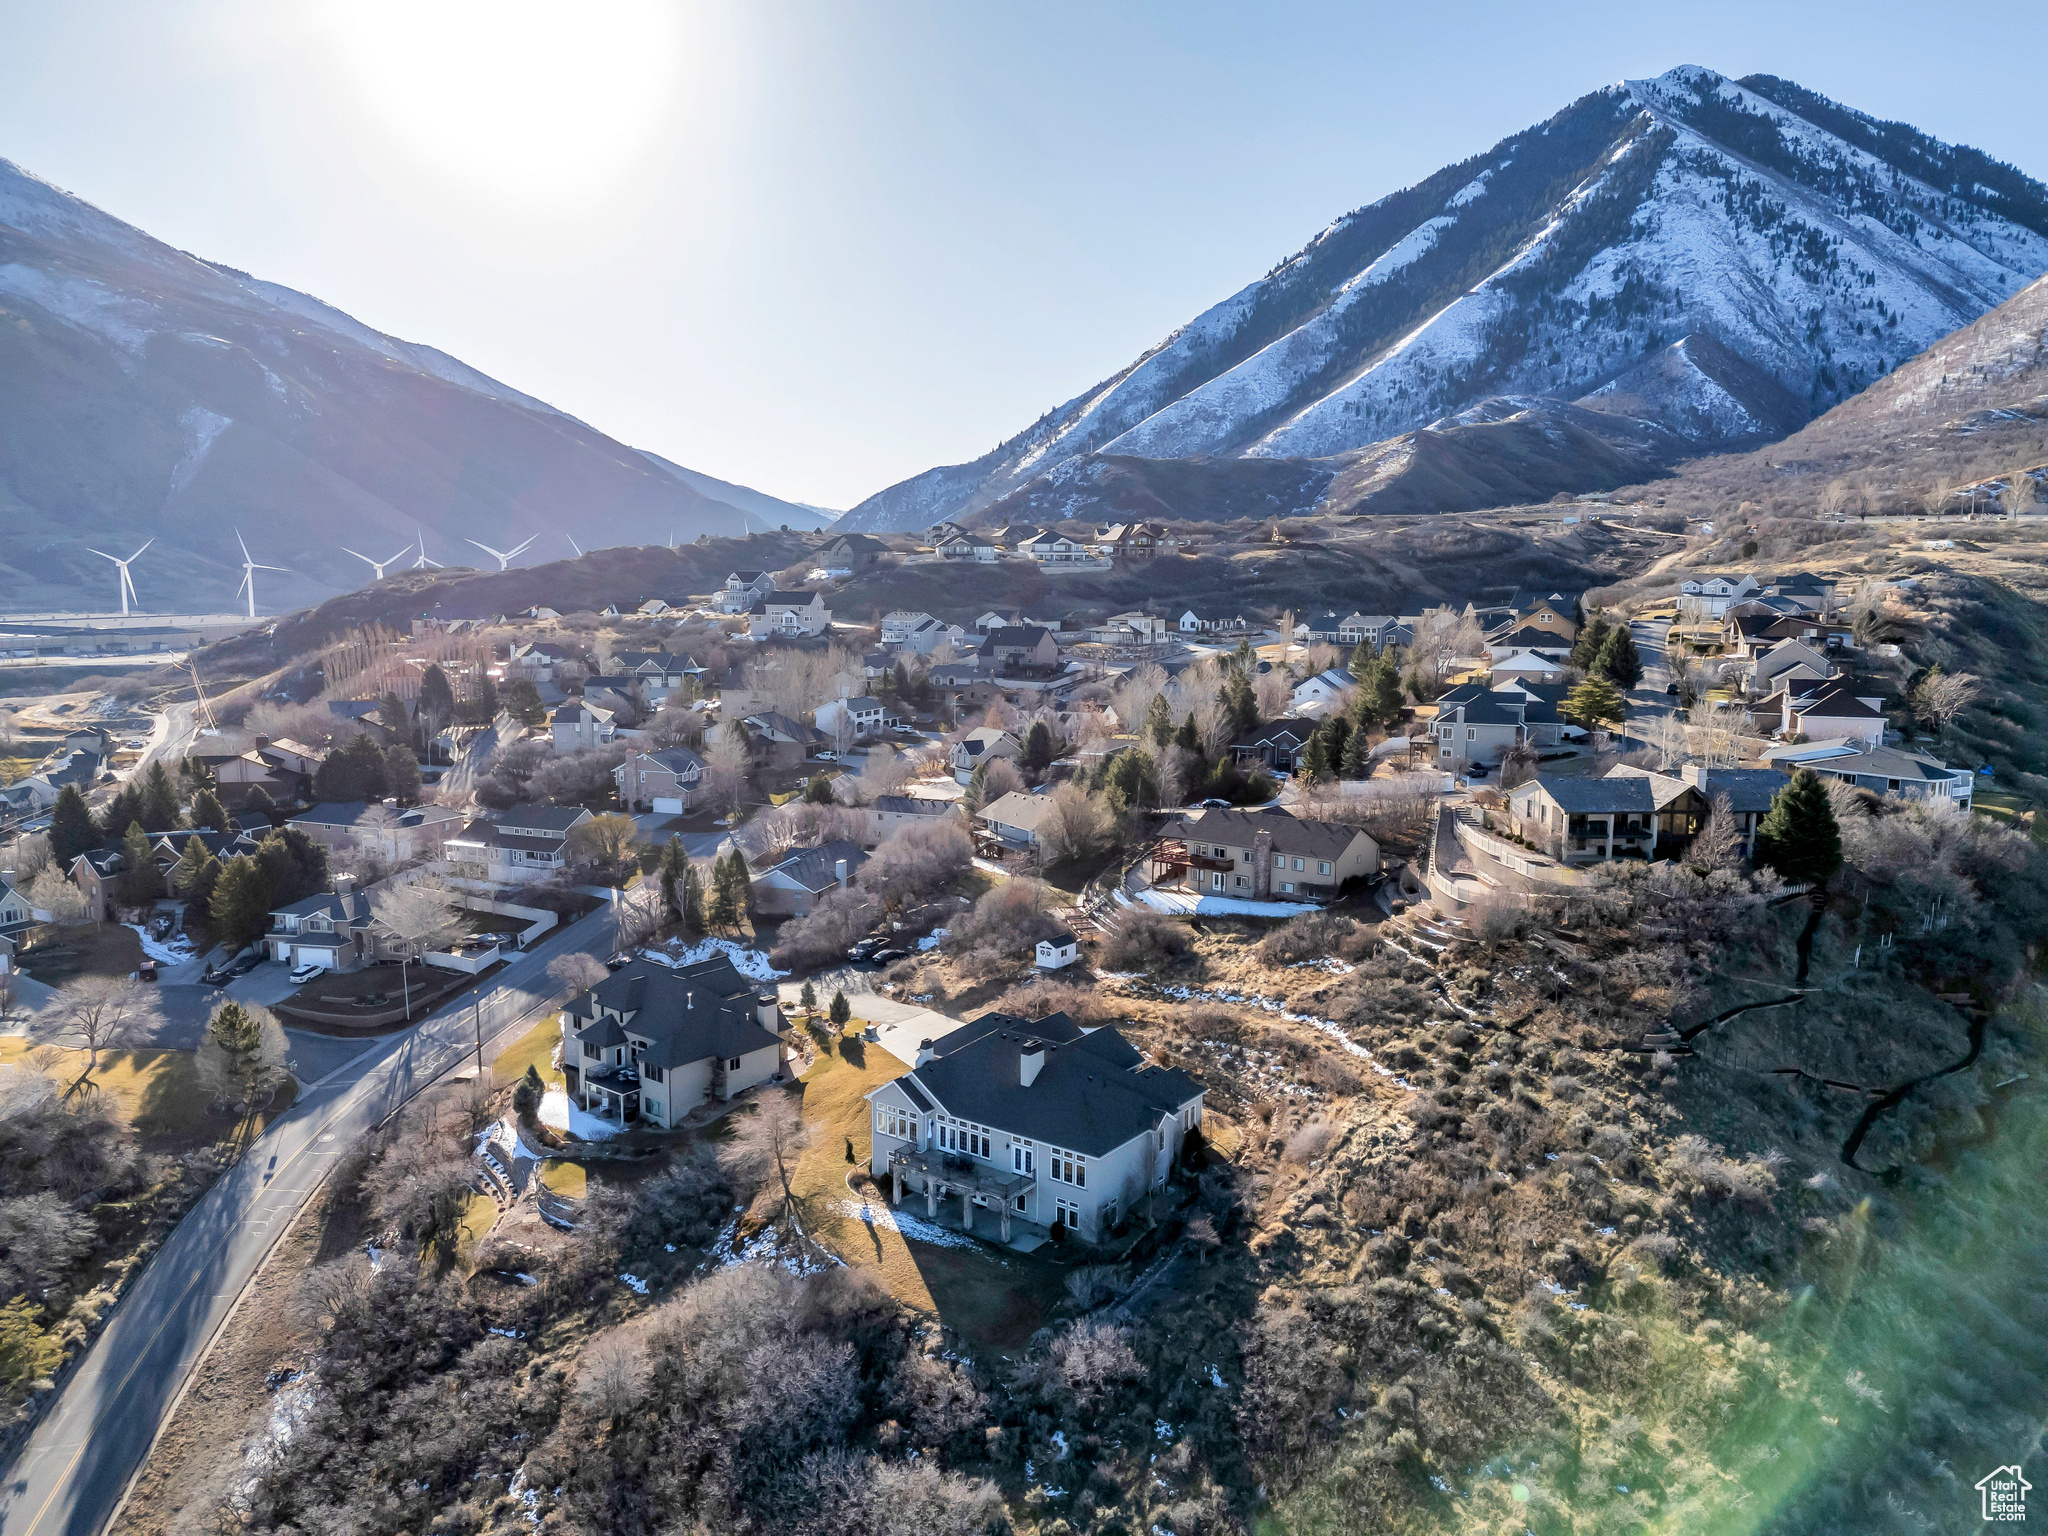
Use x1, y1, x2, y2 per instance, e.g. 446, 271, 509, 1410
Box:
493, 1014, 565, 1089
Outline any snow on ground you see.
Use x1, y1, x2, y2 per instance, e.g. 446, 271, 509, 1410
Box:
916, 928, 949, 952
839, 1197, 991, 1255
1135, 889, 1318, 918
1136, 980, 1417, 1090
125, 924, 198, 965
639, 937, 786, 983
970, 858, 1013, 879
706, 1214, 838, 1275
538, 1089, 620, 1141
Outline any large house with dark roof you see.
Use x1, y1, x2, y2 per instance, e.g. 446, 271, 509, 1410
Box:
748, 838, 868, 917
1227, 718, 1318, 775
264, 876, 376, 970
615, 747, 706, 813
1151, 806, 1380, 900
443, 804, 594, 885
1761, 739, 1974, 809
865, 1011, 1204, 1244
560, 954, 786, 1128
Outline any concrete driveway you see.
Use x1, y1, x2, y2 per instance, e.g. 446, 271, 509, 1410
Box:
776, 980, 962, 1066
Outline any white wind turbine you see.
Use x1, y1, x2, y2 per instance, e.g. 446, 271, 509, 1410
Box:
341, 541, 415, 582
411, 528, 443, 569
234, 529, 286, 619
86, 538, 152, 616
564, 533, 583, 556
466, 535, 537, 571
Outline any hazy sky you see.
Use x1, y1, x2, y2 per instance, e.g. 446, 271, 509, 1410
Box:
3, 1, 2043, 510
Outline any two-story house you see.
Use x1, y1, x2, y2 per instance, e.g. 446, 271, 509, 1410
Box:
748, 590, 833, 638
1290, 668, 1356, 717
820, 531, 889, 571
612, 651, 702, 702
718, 570, 777, 612
865, 1010, 1204, 1244
1227, 718, 1319, 774
286, 802, 465, 863
978, 790, 1058, 851
866, 794, 962, 844
881, 611, 937, 645
68, 848, 125, 923
1152, 806, 1380, 900
1339, 613, 1398, 648
1429, 685, 1532, 770
951, 727, 1023, 783
815, 695, 886, 744
980, 626, 1061, 673
550, 700, 617, 751
560, 954, 785, 1128
615, 748, 707, 814
1678, 574, 1760, 619
443, 804, 594, 885
748, 839, 868, 917
265, 876, 376, 970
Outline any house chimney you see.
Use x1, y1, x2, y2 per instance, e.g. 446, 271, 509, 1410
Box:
1019, 1043, 1045, 1087
914, 1038, 937, 1068
252, 735, 271, 752
835, 857, 849, 890
1681, 764, 1707, 790
333, 873, 354, 899
756, 991, 779, 1028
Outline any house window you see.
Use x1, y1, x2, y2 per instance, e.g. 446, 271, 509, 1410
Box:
1317, 861, 1332, 876
876, 1106, 918, 1141
1054, 1197, 1081, 1228
1050, 1148, 1087, 1187
726, 1057, 742, 1071
1292, 858, 1304, 871
1467, 728, 1477, 740
1012, 1144, 1035, 1175
1101, 1197, 1118, 1230
1272, 853, 1285, 870
938, 1119, 992, 1158
1015, 1193, 1028, 1212
1280, 881, 1294, 894
644, 1064, 664, 1083
1235, 876, 1248, 889
583, 1042, 601, 1060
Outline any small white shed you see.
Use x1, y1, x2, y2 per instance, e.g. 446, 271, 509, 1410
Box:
1034, 930, 1080, 970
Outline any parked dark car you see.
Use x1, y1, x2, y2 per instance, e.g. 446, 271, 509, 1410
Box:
1198, 797, 1232, 809
846, 939, 882, 963
870, 947, 910, 966
606, 952, 632, 970
136, 958, 158, 982
202, 964, 230, 985
228, 953, 263, 977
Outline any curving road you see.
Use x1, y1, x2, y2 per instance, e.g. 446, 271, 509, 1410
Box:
0, 899, 621, 1536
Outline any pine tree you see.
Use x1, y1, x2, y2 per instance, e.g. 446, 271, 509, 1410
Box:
1570, 615, 1612, 672
1173, 714, 1201, 754
799, 980, 818, 1018
383, 746, 421, 805
98, 785, 143, 844
1754, 768, 1842, 887
1223, 670, 1259, 737
1300, 731, 1332, 784
804, 773, 837, 804
1340, 726, 1373, 778
657, 835, 688, 919
1364, 653, 1405, 728
416, 665, 458, 736
465, 672, 499, 725
680, 861, 706, 934
504, 678, 547, 729
174, 834, 220, 904
1594, 625, 1644, 689
1322, 715, 1352, 766
243, 785, 278, 828
117, 821, 161, 908
829, 989, 851, 1028
49, 785, 98, 865
1022, 721, 1055, 772
1348, 639, 1374, 679
893, 662, 910, 698
140, 762, 181, 831
210, 855, 272, 950
202, 1000, 268, 1107
190, 788, 230, 834
379, 691, 412, 742
1563, 677, 1626, 728
1103, 748, 1160, 814
1144, 695, 1174, 750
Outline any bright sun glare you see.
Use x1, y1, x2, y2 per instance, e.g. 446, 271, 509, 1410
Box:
311, 0, 687, 205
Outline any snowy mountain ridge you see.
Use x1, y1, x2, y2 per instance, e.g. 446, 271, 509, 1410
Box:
841, 66, 2048, 531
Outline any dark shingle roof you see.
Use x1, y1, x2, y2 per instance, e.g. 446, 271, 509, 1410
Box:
873, 795, 953, 816
1523, 775, 1659, 814
900, 1017, 1201, 1159
759, 839, 868, 894
1165, 807, 1367, 862
566, 954, 779, 1071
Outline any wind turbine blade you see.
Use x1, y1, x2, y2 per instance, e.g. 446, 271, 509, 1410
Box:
236, 528, 253, 562
509, 536, 538, 558
384, 546, 410, 566
254, 562, 287, 572
341, 547, 374, 564
565, 534, 583, 556
127, 539, 153, 562
465, 539, 507, 561
87, 548, 120, 563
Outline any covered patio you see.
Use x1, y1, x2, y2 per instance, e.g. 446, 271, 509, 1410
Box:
885, 1145, 1040, 1244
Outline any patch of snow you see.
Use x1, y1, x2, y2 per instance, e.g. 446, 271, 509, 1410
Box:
1050, 1429, 1070, 1459
1135, 889, 1318, 918
618, 1273, 649, 1295
168, 405, 232, 494
124, 924, 197, 965
840, 1198, 991, 1255
1154, 1418, 1174, 1440
488, 1325, 525, 1338
916, 928, 949, 952
639, 937, 786, 982
538, 1089, 621, 1141
1208, 1364, 1228, 1390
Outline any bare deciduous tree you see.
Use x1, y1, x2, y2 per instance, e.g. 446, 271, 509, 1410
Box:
1911, 670, 1982, 735
371, 879, 462, 1020
2002, 467, 2037, 518
576, 1332, 652, 1421
1921, 476, 1955, 519
1816, 478, 1853, 519
719, 1089, 814, 1225
704, 721, 751, 818
1688, 792, 1744, 871
547, 950, 609, 995
45, 976, 148, 1095
1037, 783, 1115, 864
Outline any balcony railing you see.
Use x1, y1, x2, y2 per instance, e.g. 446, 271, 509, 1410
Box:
888, 1145, 1035, 1202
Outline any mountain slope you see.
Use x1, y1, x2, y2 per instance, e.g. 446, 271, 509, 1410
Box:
0, 158, 804, 612
636, 453, 838, 531
841, 66, 2048, 531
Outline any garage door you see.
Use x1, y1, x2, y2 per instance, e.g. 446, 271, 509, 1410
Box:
652, 796, 684, 814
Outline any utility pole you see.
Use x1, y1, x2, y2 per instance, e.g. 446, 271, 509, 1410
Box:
473, 992, 484, 1079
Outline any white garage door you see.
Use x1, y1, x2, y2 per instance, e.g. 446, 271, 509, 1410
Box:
652, 796, 684, 814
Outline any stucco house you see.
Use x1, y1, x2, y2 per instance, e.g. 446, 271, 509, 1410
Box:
550, 699, 617, 751
560, 954, 785, 1128
978, 790, 1058, 850
981, 626, 1061, 673
864, 1011, 1204, 1244
1761, 739, 1974, 809
816, 695, 886, 744
1765, 679, 1887, 746
265, 876, 377, 970
1290, 668, 1355, 717
747, 590, 833, 637
1227, 718, 1318, 774
952, 727, 1023, 783
287, 801, 464, 863
1429, 686, 1531, 770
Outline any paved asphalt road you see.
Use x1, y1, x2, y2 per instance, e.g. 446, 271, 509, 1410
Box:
0, 898, 621, 1536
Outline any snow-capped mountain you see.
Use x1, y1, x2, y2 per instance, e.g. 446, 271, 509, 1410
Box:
0, 157, 825, 613
843, 67, 2048, 531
